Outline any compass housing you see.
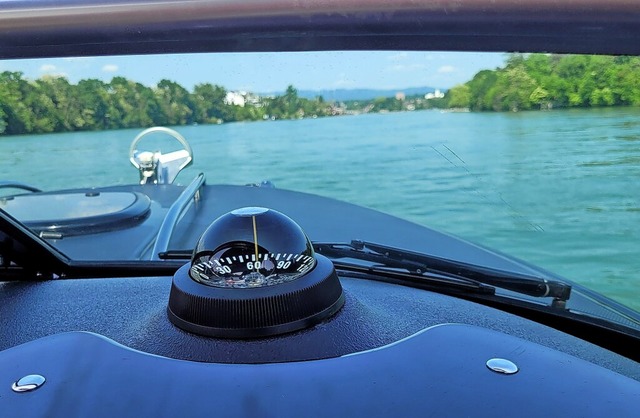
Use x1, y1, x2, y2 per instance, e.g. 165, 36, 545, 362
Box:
167, 207, 345, 338
189, 207, 316, 288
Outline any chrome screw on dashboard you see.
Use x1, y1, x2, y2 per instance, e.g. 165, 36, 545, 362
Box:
11, 374, 46, 392
486, 358, 519, 375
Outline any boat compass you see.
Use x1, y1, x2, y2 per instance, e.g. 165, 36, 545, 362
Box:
168, 207, 345, 338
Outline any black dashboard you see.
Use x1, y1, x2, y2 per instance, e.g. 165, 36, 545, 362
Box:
1, 274, 639, 416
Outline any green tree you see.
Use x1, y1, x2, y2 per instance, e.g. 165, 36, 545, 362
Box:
529, 86, 551, 109
191, 83, 230, 123
449, 53, 640, 112
0, 107, 6, 134
155, 79, 194, 125
36, 76, 83, 131
590, 87, 615, 106
284, 85, 299, 116
446, 84, 471, 109
76, 79, 113, 130
109, 77, 160, 128
466, 70, 498, 110
0, 71, 36, 134
492, 66, 538, 111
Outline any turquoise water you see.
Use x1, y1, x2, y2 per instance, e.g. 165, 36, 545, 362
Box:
2, 108, 640, 311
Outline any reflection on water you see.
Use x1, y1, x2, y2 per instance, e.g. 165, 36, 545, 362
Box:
1, 107, 640, 311
579, 156, 640, 166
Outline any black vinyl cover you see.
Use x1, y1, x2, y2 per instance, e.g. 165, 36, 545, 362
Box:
2, 324, 639, 417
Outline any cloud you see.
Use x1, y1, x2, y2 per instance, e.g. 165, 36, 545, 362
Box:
38, 64, 67, 78
437, 65, 457, 74
387, 63, 427, 72
39, 64, 57, 73
102, 64, 119, 73
62, 57, 94, 62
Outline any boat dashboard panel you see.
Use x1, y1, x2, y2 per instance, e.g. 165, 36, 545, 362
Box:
1, 275, 639, 372
1, 314, 638, 417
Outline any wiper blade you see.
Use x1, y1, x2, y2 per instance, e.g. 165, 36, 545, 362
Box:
313, 240, 572, 303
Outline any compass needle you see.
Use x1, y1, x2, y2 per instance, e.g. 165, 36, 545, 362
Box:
252, 215, 259, 271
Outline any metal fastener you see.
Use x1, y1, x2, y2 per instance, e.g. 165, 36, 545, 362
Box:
486, 358, 519, 374
11, 374, 46, 392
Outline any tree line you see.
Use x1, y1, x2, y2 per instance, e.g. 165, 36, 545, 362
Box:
3, 54, 640, 135
0, 73, 329, 135
446, 54, 640, 111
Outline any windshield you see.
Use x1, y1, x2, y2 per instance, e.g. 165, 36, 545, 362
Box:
1, 51, 639, 315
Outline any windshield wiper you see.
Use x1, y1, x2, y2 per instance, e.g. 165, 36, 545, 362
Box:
160, 247, 496, 295
313, 240, 572, 306
159, 240, 572, 305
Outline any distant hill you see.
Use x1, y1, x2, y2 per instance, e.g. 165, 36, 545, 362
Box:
261, 87, 444, 102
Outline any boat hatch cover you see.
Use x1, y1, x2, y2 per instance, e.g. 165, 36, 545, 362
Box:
0, 192, 151, 238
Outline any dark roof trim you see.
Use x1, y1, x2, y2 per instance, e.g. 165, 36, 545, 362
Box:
1, 0, 640, 58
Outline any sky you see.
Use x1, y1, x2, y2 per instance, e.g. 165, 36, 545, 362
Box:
0, 51, 506, 93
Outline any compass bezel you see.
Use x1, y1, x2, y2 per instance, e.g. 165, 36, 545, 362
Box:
168, 255, 344, 338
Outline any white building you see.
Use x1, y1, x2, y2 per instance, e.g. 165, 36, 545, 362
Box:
425, 89, 445, 100
224, 91, 246, 107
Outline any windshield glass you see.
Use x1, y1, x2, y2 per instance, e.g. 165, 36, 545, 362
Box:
1, 51, 639, 314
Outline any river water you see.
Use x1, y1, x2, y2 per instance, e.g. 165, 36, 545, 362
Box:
2, 108, 640, 311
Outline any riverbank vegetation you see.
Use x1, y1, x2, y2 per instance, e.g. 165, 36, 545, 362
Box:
0, 75, 330, 135
2, 54, 640, 135
446, 54, 640, 112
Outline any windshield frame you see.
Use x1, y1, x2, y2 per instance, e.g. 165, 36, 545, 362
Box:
2, 0, 640, 59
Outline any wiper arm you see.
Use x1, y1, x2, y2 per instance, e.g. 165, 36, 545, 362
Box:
158, 245, 494, 295
313, 240, 572, 304
157, 249, 192, 260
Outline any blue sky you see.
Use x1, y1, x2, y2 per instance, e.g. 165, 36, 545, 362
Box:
0, 51, 505, 93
